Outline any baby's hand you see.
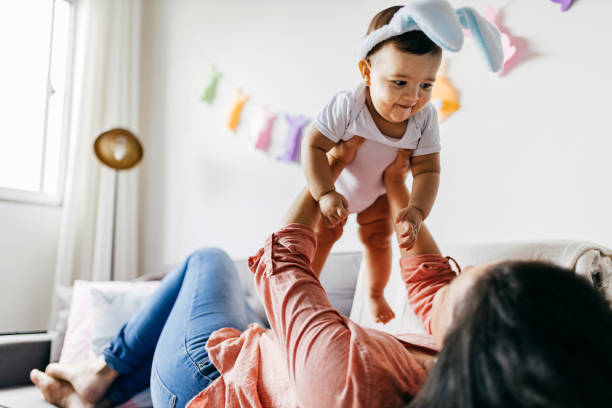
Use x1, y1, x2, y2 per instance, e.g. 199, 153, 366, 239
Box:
319, 190, 349, 226
395, 206, 424, 250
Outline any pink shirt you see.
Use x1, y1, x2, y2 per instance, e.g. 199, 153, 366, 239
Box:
187, 224, 456, 408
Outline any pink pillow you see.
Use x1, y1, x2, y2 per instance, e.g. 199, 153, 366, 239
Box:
60, 280, 159, 363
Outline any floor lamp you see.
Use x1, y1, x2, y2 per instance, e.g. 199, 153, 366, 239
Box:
93, 128, 144, 280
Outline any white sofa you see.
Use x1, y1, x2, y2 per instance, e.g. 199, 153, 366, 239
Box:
1, 240, 611, 408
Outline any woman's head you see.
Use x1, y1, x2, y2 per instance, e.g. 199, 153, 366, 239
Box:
411, 261, 612, 408
359, 6, 442, 124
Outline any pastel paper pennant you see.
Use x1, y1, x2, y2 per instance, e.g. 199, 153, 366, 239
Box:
278, 115, 308, 162
201, 65, 221, 104
227, 88, 249, 132
431, 75, 460, 122
551, 0, 573, 11
252, 106, 277, 151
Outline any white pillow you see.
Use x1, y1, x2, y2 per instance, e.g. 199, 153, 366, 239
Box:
60, 280, 159, 363
90, 284, 160, 356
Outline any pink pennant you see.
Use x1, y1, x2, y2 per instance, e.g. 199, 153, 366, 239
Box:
278, 115, 308, 163
252, 107, 277, 152
551, 0, 573, 11
484, 6, 517, 76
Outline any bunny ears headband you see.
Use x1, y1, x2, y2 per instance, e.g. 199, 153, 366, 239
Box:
357, 0, 504, 72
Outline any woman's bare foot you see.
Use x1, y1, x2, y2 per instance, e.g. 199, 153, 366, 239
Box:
44, 356, 118, 404
30, 369, 93, 408
369, 295, 396, 324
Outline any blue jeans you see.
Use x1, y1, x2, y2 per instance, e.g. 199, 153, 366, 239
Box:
101, 248, 266, 407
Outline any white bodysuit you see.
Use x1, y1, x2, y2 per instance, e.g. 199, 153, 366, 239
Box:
314, 83, 441, 214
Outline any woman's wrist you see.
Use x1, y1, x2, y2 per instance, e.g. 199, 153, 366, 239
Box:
406, 204, 425, 224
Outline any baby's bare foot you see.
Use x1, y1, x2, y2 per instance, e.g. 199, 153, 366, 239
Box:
45, 356, 118, 404
369, 295, 396, 324
30, 369, 93, 408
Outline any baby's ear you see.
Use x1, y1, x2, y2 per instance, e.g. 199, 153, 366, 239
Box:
358, 59, 372, 86
358, 59, 370, 79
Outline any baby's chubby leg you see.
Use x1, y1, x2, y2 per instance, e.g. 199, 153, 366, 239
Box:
312, 216, 347, 279
357, 195, 395, 324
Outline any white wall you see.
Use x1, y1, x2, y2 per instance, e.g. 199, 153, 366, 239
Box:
139, 0, 612, 275
0, 201, 60, 332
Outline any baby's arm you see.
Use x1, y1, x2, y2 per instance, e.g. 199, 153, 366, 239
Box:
396, 152, 441, 248
301, 126, 350, 225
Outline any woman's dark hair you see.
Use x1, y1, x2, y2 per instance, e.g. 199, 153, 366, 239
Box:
366, 6, 442, 59
410, 261, 612, 408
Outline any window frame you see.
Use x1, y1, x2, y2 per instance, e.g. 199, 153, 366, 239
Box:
0, 0, 76, 207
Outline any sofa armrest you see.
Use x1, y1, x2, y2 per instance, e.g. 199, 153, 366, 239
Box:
0, 332, 53, 389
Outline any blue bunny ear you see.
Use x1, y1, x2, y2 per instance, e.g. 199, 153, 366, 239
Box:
456, 7, 504, 72
398, 0, 464, 52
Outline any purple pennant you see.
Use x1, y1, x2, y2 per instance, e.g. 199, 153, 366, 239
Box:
278, 114, 309, 163
551, 0, 572, 11
254, 111, 277, 152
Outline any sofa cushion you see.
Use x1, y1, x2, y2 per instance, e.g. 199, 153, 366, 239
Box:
350, 239, 612, 336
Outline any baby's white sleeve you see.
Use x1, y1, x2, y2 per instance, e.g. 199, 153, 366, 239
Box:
313, 91, 352, 143
413, 104, 442, 156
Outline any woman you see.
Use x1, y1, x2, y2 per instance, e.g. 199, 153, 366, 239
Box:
31, 138, 612, 407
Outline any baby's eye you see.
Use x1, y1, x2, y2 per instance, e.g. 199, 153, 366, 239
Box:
392, 80, 407, 87
421, 83, 433, 90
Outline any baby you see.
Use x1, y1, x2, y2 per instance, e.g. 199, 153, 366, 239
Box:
302, 2, 503, 323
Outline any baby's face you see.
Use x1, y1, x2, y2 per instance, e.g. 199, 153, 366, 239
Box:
366, 43, 442, 123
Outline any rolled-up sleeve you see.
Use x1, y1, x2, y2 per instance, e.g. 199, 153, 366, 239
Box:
400, 255, 457, 335
248, 223, 356, 407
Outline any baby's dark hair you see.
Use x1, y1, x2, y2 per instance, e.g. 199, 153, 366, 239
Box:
366, 6, 441, 59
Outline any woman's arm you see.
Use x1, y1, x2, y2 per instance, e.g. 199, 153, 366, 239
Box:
250, 138, 369, 407
383, 150, 441, 257
384, 150, 455, 339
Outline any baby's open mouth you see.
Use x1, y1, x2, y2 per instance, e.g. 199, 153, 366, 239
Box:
397, 104, 414, 112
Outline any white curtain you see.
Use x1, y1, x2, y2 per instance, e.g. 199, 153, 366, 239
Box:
51, 0, 142, 311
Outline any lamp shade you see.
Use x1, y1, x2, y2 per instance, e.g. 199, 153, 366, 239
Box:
93, 128, 143, 170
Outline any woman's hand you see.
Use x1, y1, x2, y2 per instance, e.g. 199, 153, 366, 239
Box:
394, 206, 423, 250
327, 136, 365, 166
383, 149, 418, 249
383, 148, 413, 184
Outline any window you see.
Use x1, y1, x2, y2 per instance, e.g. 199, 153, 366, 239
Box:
0, 0, 73, 205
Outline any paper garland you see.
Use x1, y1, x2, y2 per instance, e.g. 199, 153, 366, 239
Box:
206, 8, 531, 162
551, 0, 573, 11
201, 62, 311, 165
